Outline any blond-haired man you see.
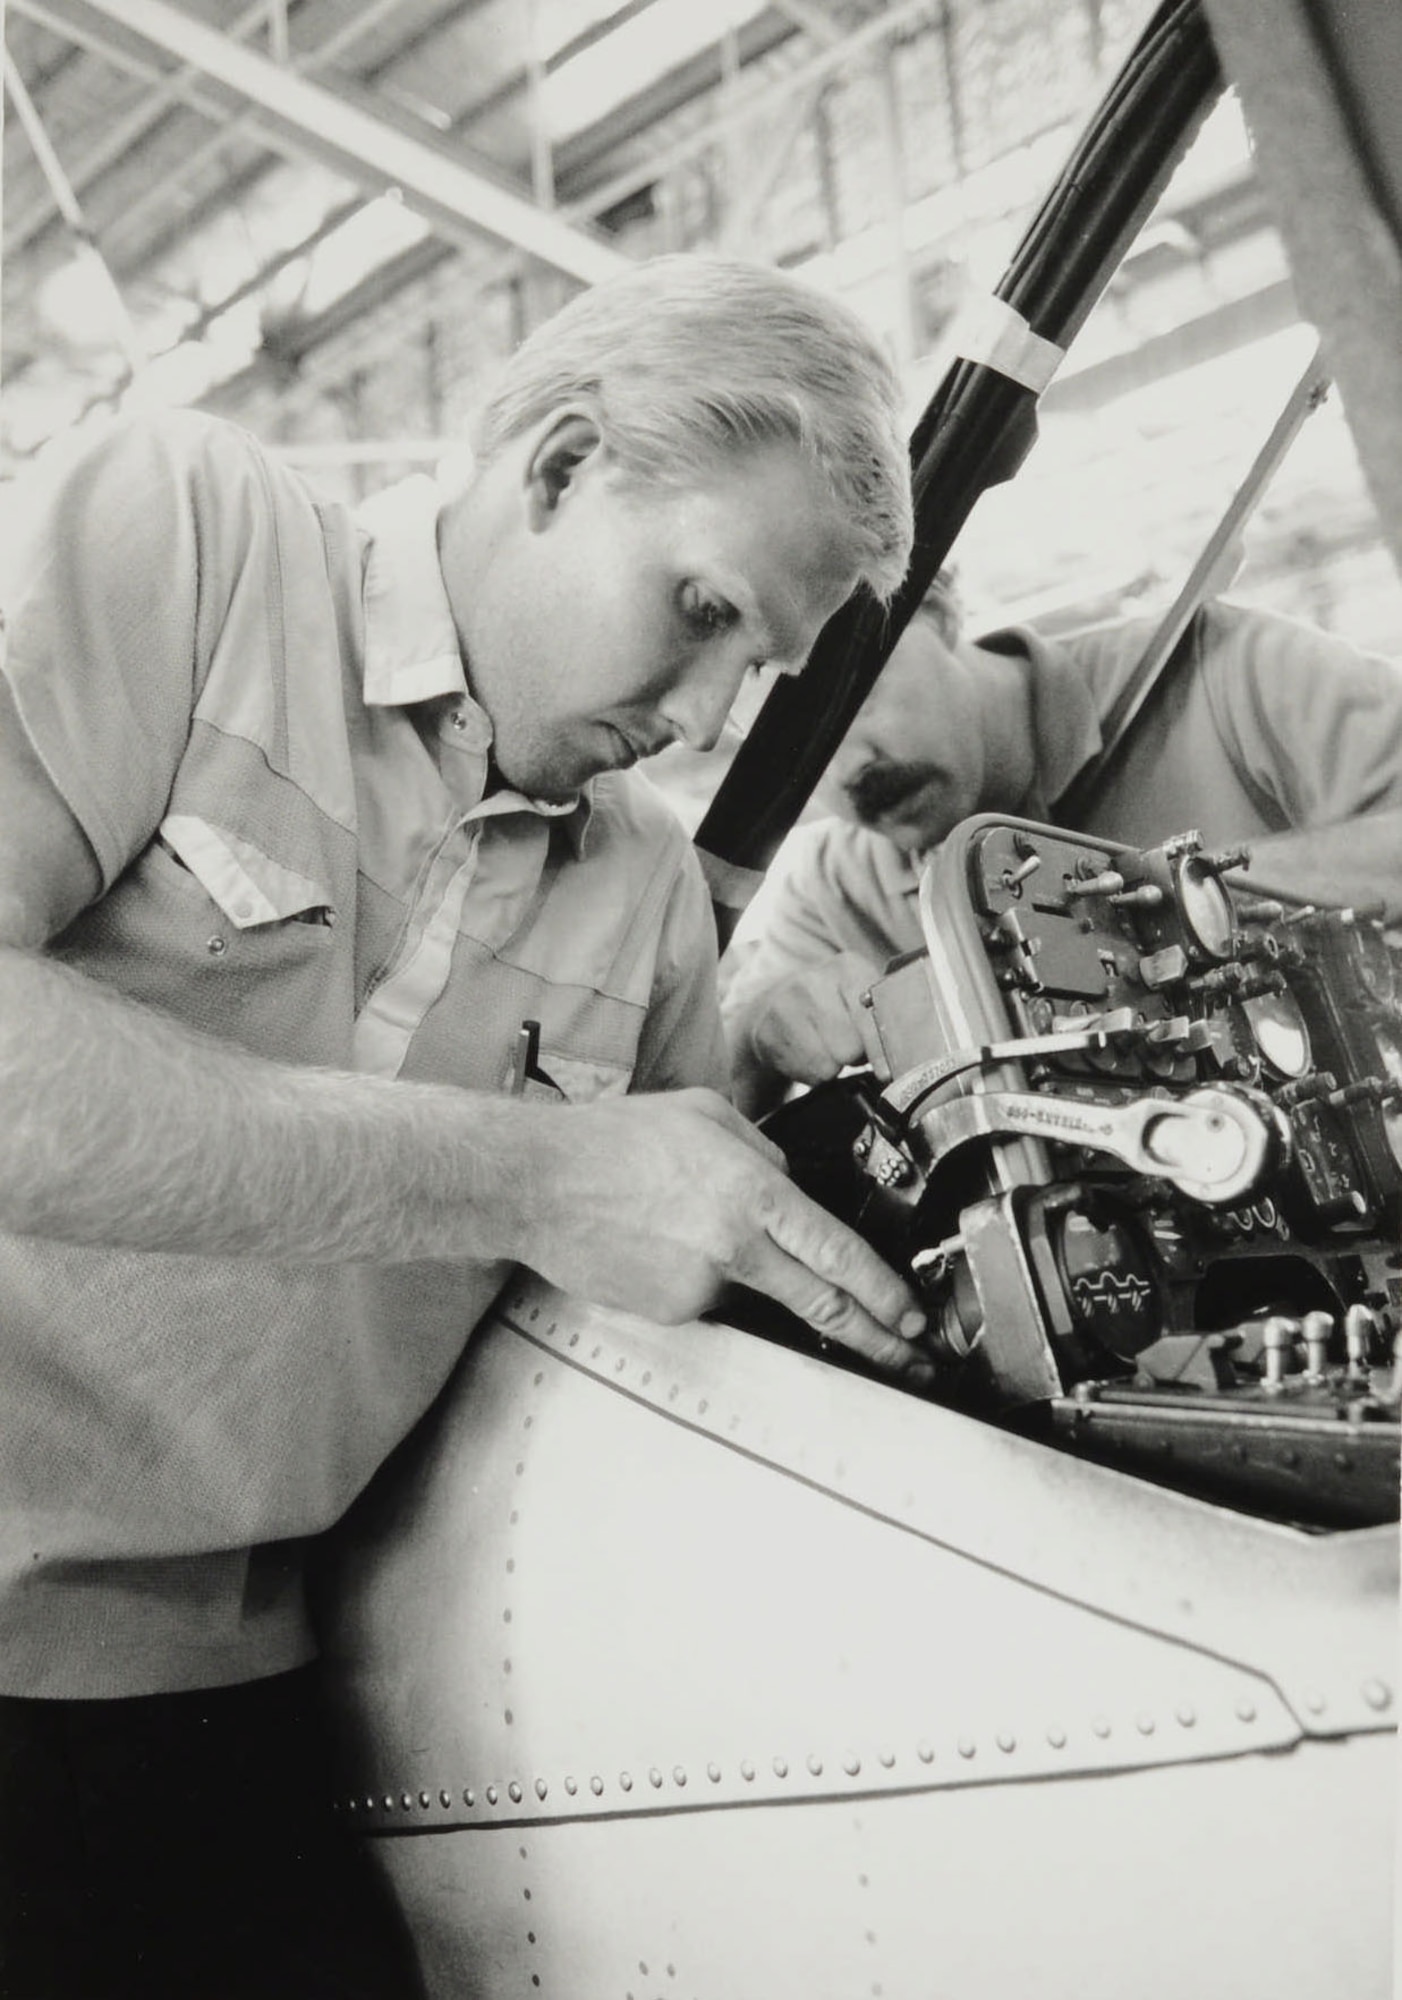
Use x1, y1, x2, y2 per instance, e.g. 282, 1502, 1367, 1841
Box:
0, 255, 923, 1995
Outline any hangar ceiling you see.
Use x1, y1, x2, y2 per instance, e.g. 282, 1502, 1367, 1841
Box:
2, 0, 959, 454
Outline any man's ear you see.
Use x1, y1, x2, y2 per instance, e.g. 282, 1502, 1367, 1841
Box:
525, 412, 604, 529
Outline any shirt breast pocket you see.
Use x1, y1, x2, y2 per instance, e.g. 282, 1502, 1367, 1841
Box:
534, 1049, 634, 1105
157, 813, 336, 933
70, 814, 349, 1060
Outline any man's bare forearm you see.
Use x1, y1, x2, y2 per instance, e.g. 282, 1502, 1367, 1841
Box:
0, 945, 931, 1372
1233, 809, 1402, 920
0, 942, 538, 1265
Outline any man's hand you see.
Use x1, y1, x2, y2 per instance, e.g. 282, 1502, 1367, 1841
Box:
514, 1086, 928, 1378
727, 950, 883, 1116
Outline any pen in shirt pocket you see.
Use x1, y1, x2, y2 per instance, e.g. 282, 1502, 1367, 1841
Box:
507, 1019, 566, 1102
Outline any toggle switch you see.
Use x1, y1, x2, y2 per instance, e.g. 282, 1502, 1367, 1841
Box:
1301, 1309, 1332, 1382
1344, 1302, 1376, 1374
1261, 1315, 1299, 1390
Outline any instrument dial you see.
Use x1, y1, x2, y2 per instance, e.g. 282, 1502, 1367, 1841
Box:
1353, 927, 1397, 1006
1174, 855, 1235, 961
1374, 1021, 1402, 1170
1241, 988, 1312, 1080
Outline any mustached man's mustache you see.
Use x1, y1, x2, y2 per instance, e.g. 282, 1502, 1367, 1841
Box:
844, 761, 936, 822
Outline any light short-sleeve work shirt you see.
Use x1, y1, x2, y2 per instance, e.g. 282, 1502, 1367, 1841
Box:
0, 410, 726, 1697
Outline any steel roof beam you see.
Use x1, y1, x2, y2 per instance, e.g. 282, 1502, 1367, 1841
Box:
770, 0, 843, 47
202, 0, 936, 400
27, 0, 628, 284
6, 0, 273, 254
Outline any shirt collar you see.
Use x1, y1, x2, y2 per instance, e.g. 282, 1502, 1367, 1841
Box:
355, 473, 592, 852
853, 826, 925, 898
358, 473, 466, 708
972, 623, 1104, 816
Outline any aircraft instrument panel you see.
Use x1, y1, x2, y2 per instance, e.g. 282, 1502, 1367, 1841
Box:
759, 815, 1402, 1529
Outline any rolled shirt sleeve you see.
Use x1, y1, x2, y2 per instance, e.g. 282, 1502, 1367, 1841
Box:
1198, 600, 1402, 828
1, 413, 268, 892
720, 819, 924, 1032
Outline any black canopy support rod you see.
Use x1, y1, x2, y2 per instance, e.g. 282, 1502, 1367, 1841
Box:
697, 0, 1225, 948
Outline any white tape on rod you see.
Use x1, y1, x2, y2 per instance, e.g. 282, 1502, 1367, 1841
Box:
948, 295, 1064, 394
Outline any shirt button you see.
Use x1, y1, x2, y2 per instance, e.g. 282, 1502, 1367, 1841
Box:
449, 709, 468, 732
206, 936, 227, 956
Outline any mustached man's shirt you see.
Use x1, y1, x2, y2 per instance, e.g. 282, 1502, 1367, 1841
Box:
722, 601, 1402, 1023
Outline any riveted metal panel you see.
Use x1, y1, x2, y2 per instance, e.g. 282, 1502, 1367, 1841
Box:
319, 1277, 1395, 1993
476, 1277, 1395, 1734
371, 1733, 1393, 2000
321, 1281, 1393, 1840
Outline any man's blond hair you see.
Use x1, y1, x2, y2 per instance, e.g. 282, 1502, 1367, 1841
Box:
472, 254, 913, 603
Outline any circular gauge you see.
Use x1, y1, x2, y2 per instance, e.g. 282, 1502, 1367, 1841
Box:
1376, 1020, 1402, 1085
1373, 1021, 1402, 1171
1241, 989, 1312, 1080
1353, 926, 1397, 1006
1174, 855, 1235, 960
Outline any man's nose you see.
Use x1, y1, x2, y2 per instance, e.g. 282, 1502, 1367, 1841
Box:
662, 653, 749, 753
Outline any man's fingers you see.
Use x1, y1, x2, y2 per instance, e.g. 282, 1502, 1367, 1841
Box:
766, 1182, 924, 1334
751, 984, 867, 1084
834, 952, 884, 1008
740, 1233, 932, 1377
735, 1181, 929, 1373
745, 952, 883, 1089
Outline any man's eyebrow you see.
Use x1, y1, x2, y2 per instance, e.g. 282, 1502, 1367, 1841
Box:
709, 567, 805, 664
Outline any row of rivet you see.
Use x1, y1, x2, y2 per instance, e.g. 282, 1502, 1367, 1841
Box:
515, 1294, 1398, 1729
335, 1687, 1319, 1816
517, 1299, 1402, 1545
517, 1304, 871, 1487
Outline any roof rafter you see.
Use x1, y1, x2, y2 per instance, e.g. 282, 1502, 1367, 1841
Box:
770, 0, 844, 48
199, 0, 934, 399
18, 0, 628, 284
4, 0, 412, 255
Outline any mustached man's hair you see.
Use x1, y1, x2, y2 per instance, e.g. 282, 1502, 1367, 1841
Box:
471, 254, 913, 604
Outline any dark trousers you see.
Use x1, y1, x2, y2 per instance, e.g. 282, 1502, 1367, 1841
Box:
0, 1665, 423, 2000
